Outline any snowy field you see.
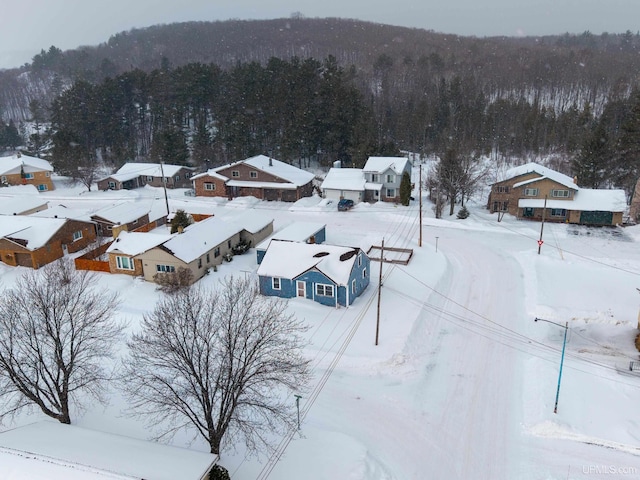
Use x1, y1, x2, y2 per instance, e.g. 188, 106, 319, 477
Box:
1, 168, 640, 480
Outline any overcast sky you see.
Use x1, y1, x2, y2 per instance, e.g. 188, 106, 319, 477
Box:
1, 0, 639, 69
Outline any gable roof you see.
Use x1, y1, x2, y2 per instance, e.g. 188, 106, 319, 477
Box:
0, 153, 54, 176
218, 209, 273, 234
320, 168, 366, 191
503, 162, 578, 190
363, 156, 410, 175
195, 155, 314, 187
0, 421, 217, 480
107, 230, 174, 256
100, 163, 193, 183
519, 188, 627, 212
0, 196, 48, 215
257, 240, 362, 285
0, 215, 66, 249
31, 204, 95, 223
256, 221, 326, 250
92, 203, 150, 225
159, 216, 243, 263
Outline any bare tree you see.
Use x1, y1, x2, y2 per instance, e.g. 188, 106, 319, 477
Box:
122, 277, 310, 455
0, 258, 123, 424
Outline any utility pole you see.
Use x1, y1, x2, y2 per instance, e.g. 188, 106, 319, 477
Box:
419, 164, 423, 247
375, 238, 384, 346
294, 394, 302, 429
159, 161, 170, 219
538, 195, 547, 254
534, 318, 568, 414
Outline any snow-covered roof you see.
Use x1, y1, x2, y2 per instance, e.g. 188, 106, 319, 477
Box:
199, 155, 313, 187
363, 156, 410, 175
257, 240, 362, 285
0, 216, 66, 249
0, 421, 217, 480
107, 230, 174, 256
504, 162, 578, 190
92, 202, 150, 225
101, 163, 193, 183
320, 168, 366, 191
0, 184, 39, 195
219, 209, 273, 234
0, 153, 54, 176
31, 204, 94, 223
256, 221, 326, 251
518, 188, 627, 212
0, 196, 47, 215
159, 216, 243, 263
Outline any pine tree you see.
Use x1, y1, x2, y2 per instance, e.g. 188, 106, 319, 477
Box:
457, 205, 470, 219
399, 171, 412, 206
170, 209, 193, 233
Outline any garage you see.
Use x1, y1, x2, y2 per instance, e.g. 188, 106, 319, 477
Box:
580, 211, 614, 225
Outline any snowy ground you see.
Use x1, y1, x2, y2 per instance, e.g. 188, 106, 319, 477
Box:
1, 169, 640, 480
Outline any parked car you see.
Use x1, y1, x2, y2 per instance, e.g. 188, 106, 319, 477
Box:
338, 199, 355, 211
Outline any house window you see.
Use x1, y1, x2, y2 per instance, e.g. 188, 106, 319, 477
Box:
551, 208, 567, 217
175, 175, 180, 181
0, 175, 6, 183
250, 171, 258, 178
227, 240, 232, 248
37, 184, 48, 191
214, 247, 220, 257
163, 177, 168, 183
204, 182, 215, 191
231, 170, 240, 177
352, 279, 356, 294
272, 277, 281, 290
108, 181, 116, 189
185, 172, 191, 178
358, 253, 362, 267
552, 189, 570, 198
371, 174, 379, 183
116, 256, 134, 270
45, 172, 51, 177
198, 258, 202, 268
496, 186, 509, 193
146, 176, 153, 181
316, 283, 334, 297
363, 268, 367, 279
524, 188, 538, 196
132, 219, 138, 225
156, 264, 176, 273
386, 174, 395, 183
72, 230, 83, 241
386, 188, 395, 198
206, 253, 210, 263
24, 173, 34, 179
523, 207, 534, 217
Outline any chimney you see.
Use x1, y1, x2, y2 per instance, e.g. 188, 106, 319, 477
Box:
16, 151, 21, 158
573, 176, 578, 186
269, 157, 273, 167
178, 226, 184, 234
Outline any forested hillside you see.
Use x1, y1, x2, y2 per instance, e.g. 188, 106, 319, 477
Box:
2, 17, 640, 193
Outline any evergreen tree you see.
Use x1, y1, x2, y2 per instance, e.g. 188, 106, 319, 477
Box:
457, 206, 470, 219
170, 209, 193, 233
399, 171, 412, 206
571, 122, 610, 188
613, 90, 640, 195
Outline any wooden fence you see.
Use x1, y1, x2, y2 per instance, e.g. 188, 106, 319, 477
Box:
74, 241, 112, 272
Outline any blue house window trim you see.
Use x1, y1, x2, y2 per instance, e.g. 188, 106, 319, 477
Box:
315, 283, 334, 297
272, 277, 281, 290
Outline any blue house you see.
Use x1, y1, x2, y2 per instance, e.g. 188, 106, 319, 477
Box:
257, 240, 370, 307
255, 222, 326, 264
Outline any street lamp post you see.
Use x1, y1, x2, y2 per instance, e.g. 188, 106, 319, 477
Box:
534, 317, 569, 414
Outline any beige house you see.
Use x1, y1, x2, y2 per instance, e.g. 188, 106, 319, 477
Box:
135, 211, 273, 284
488, 162, 626, 225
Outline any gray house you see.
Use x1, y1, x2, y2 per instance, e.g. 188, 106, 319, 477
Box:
362, 156, 411, 203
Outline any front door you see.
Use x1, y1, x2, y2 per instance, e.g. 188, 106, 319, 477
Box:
296, 280, 306, 298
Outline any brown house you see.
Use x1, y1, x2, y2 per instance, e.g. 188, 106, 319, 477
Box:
106, 231, 172, 276
192, 155, 314, 202
97, 162, 196, 190
0, 152, 54, 191
488, 162, 626, 225
0, 216, 97, 268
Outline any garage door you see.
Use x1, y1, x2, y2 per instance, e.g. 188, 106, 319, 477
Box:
580, 211, 613, 225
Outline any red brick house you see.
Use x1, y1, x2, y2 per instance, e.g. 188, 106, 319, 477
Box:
192, 155, 314, 202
